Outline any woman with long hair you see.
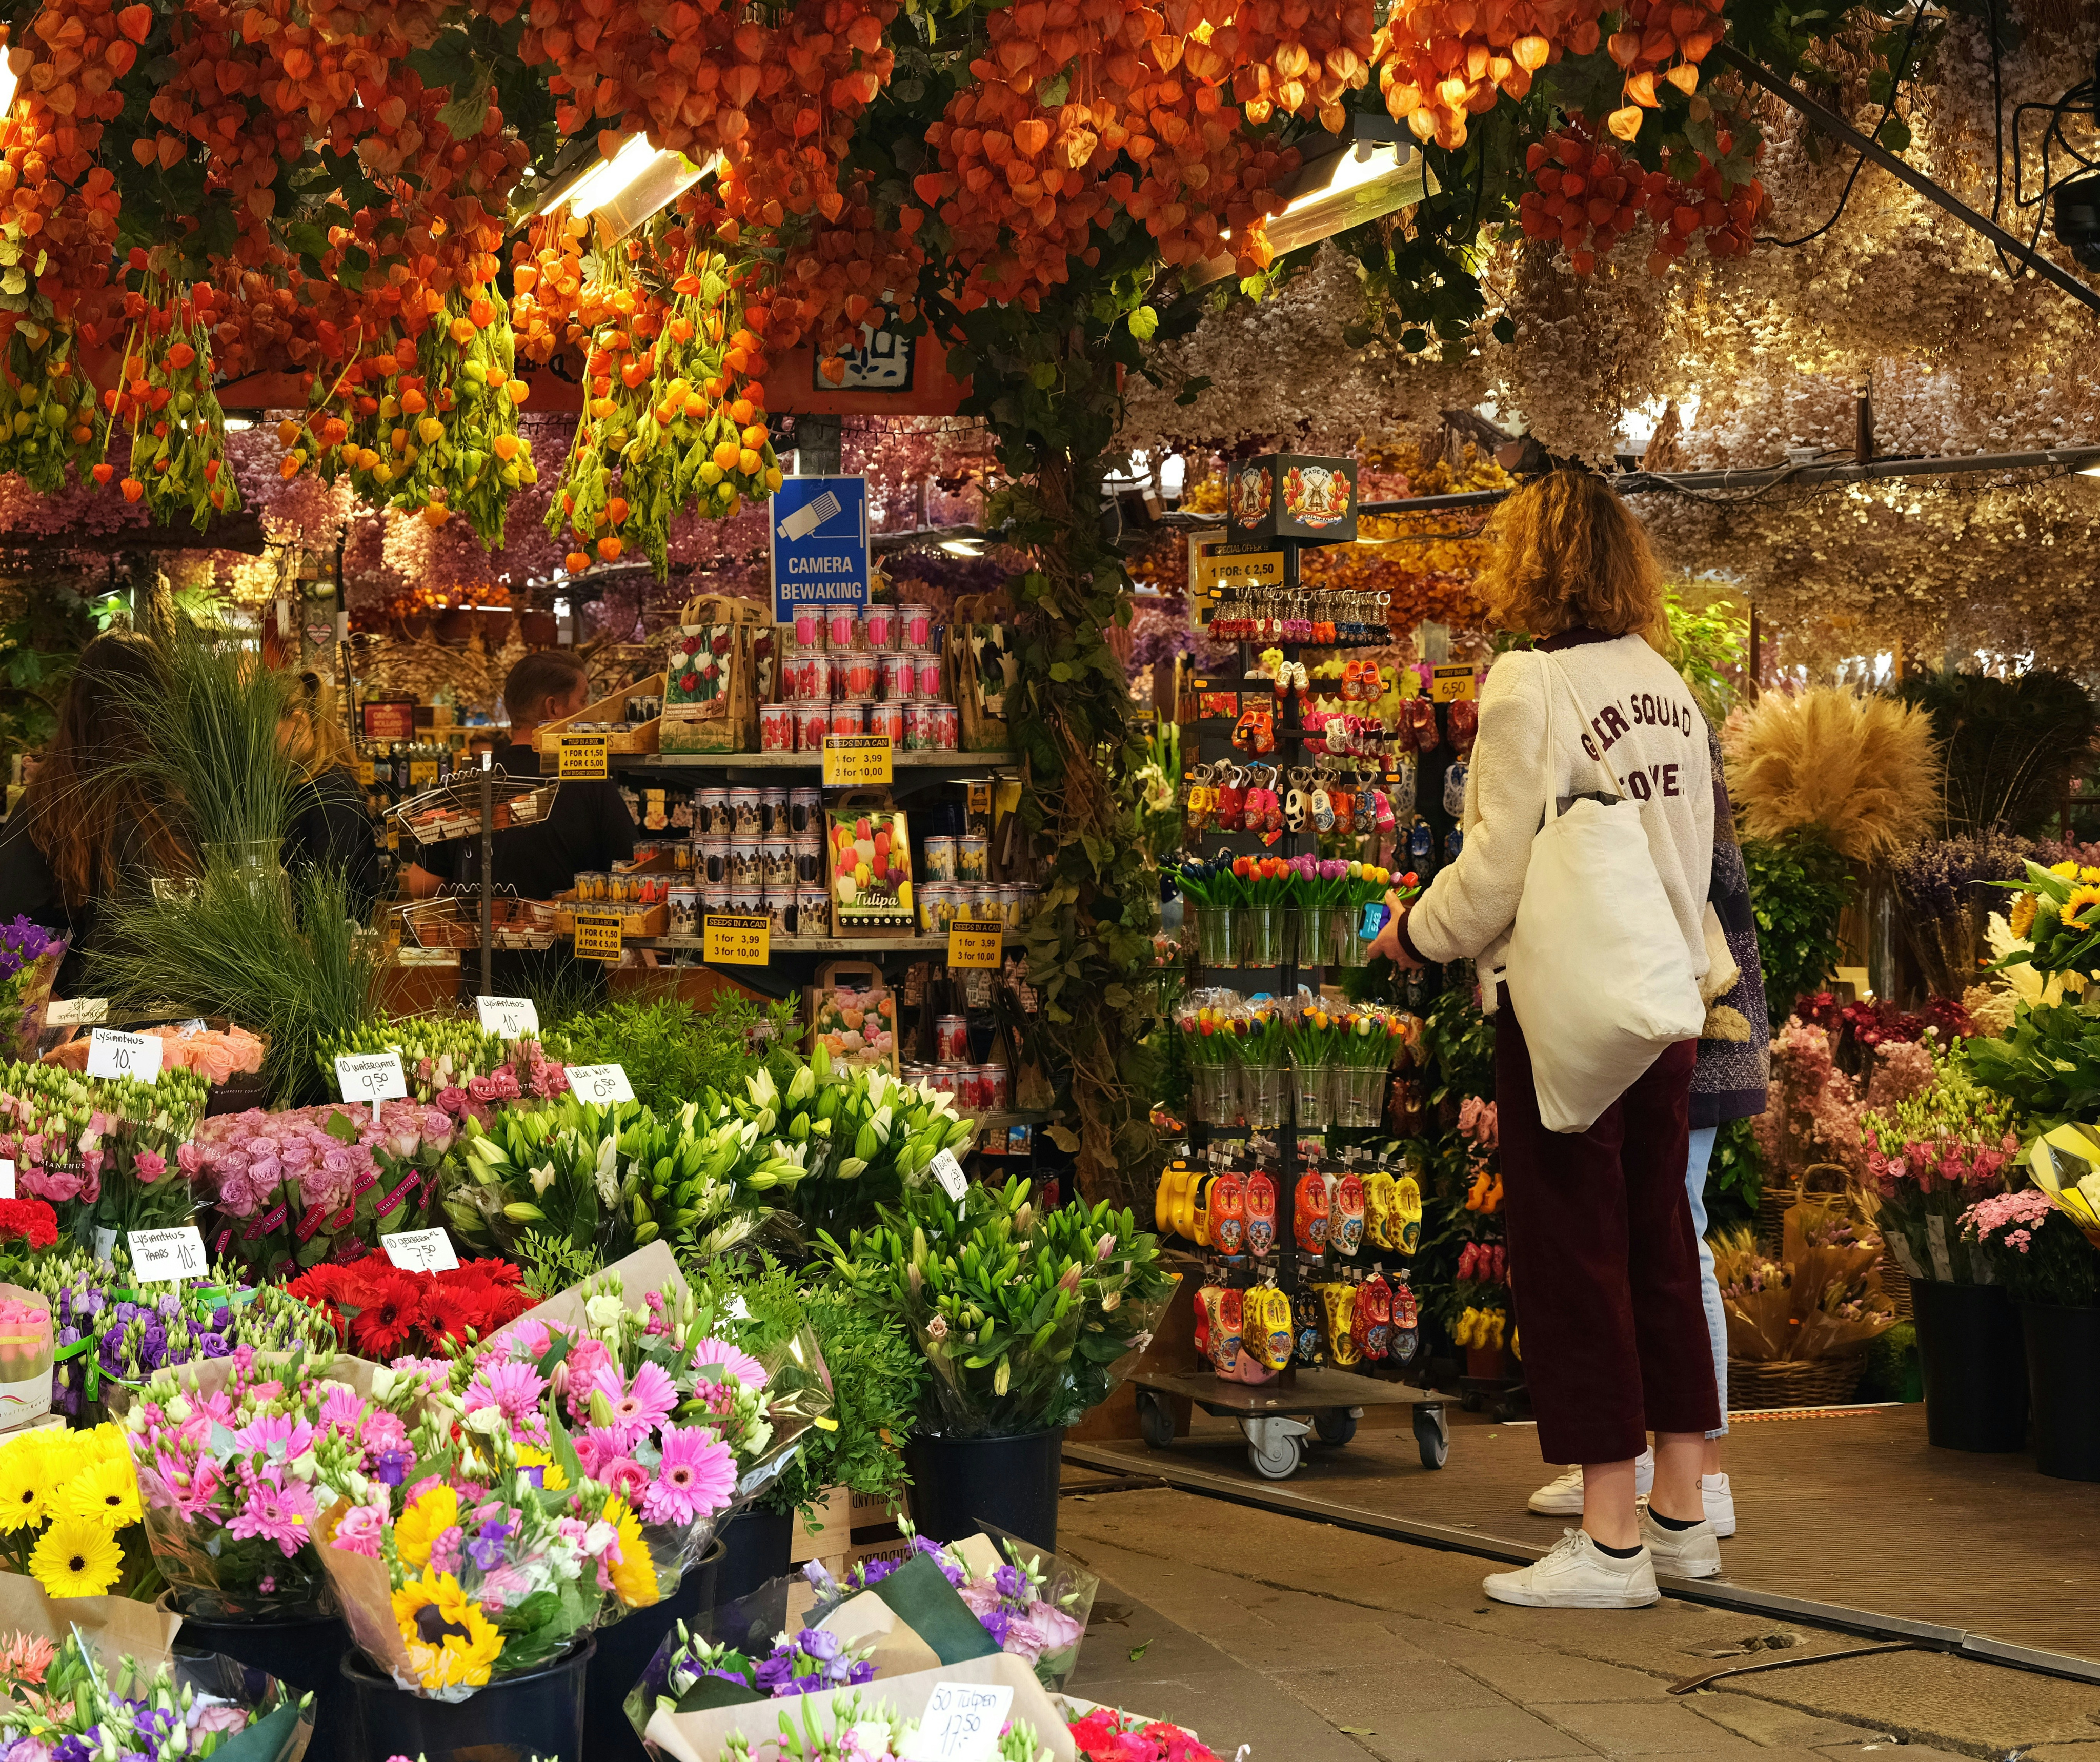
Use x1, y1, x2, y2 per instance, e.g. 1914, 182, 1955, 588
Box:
0, 631, 191, 990
279, 673, 380, 914
1370, 471, 1722, 1609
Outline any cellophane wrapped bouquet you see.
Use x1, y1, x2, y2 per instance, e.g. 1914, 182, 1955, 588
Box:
1857, 1040, 2020, 1284
1712, 1203, 1897, 1363
0, 920, 63, 1063
0, 1061, 209, 1240
181, 1100, 458, 1277
0, 1628, 309, 1762
122, 1345, 408, 1619
0, 1420, 159, 1601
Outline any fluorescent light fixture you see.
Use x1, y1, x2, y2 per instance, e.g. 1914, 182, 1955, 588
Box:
2080, 463, 2100, 477
1189, 115, 1437, 287
223, 416, 253, 431
0, 63, 17, 118
535, 136, 715, 243
939, 538, 983, 556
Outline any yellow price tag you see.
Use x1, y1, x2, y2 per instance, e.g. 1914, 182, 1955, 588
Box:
703, 912, 772, 965
559, 733, 610, 778
356, 760, 375, 786
947, 919, 1003, 969
1431, 663, 1477, 704
573, 912, 623, 962
409, 760, 438, 785
822, 734, 894, 787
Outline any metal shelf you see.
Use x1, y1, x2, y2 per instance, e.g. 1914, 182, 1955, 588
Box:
630, 933, 1023, 954
610, 751, 1016, 772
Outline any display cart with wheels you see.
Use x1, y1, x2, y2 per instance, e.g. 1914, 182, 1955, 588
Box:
1130, 1367, 1450, 1481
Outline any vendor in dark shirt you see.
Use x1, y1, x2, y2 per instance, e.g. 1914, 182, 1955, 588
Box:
405, 650, 636, 900
281, 673, 382, 916
0, 632, 190, 992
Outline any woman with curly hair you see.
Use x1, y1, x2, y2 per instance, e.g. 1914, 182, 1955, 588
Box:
1370, 470, 1723, 1610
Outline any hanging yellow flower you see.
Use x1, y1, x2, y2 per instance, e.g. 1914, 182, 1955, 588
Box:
31, 1517, 125, 1598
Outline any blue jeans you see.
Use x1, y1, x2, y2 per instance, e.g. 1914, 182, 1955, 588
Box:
1686, 1126, 1728, 1437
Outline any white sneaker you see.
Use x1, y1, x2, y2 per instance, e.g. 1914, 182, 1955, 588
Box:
1701, 1473, 1736, 1538
1638, 1505, 1722, 1578
1526, 1447, 1654, 1516
1483, 1529, 1660, 1609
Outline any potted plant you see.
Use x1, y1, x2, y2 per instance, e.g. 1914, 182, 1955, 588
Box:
1858, 1044, 2027, 1451
825, 1176, 1177, 1550
1960, 1184, 2100, 1479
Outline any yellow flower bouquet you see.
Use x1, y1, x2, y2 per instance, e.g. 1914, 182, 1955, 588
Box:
0, 1423, 160, 1602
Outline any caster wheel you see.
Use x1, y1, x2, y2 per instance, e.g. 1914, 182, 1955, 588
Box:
1462, 1391, 1484, 1414
1247, 1432, 1303, 1480
1415, 1404, 1450, 1470
1136, 1389, 1175, 1450
1312, 1411, 1358, 1446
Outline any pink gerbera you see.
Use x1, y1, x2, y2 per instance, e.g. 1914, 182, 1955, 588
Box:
464, 1359, 550, 1437
690, 1336, 768, 1391
227, 1463, 317, 1557
590, 1360, 676, 1437
640, 1424, 735, 1528
229, 1411, 316, 1461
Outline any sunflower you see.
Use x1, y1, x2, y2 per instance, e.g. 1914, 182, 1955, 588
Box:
31, 1517, 124, 1597
2060, 885, 2100, 933
394, 1570, 503, 1692
2011, 892, 2040, 939
52, 1456, 140, 1528
603, 1496, 658, 1610
394, 1484, 459, 1569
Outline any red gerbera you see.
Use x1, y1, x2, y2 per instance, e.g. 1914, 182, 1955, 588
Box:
418, 1284, 478, 1347
345, 1271, 425, 1357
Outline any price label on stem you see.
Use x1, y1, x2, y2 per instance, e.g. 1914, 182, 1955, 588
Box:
901, 1683, 1014, 1762
335, 1050, 408, 1103
129, 1226, 209, 1284
476, 996, 540, 1039
929, 1147, 969, 1203
87, 1028, 161, 1084
567, 1063, 635, 1105
382, 1229, 459, 1273
821, 733, 894, 787
46, 999, 107, 1027
946, 919, 1003, 970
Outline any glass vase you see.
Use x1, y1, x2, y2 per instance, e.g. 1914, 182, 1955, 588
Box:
1287, 905, 1329, 969
1242, 1063, 1285, 1131
1196, 906, 1239, 969
1190, 1063, 1230, 1127
1331, 908, 1369, 969
1243, 903, 1283, 969
1290, 1061, 1331, 1130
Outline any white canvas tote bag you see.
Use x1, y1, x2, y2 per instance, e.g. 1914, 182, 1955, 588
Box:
1502, 653, 1706, 1133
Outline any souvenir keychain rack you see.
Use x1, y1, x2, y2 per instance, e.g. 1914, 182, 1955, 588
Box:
1134, 456, 1453, 1482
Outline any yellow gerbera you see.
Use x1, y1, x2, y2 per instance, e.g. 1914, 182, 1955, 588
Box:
0, 1436, 50, 1533
394, 1485, 460, 1569
603, 1496, 658, 1610
31, 1517, 124, 1597
513, 1447, 568, 1493
2061, 885, 2100, 932
52, 1456, 140, 1528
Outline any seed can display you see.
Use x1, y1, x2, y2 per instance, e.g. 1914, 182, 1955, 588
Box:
793, 608, 824, 648
900, 604, 934, 650
935, 1014, 970, 1066
923, 837, 958, 884
758, 704, 795, 753
830, 701, 866, 736
842, 653, 878, 699
760, 837, 796, 890
826, 608, 857, 649
788, 787, 822, 835
878, 651, 912, 702
958, 836, 989, 882
668, 887, 698, 934
794, 705, 831, 751
865, 605, 897, 650
902, 704, 935, 752
931, 702, 960, 750
867, 700, 904, 746
913, 654, 945, 700
797, 886, 831, 935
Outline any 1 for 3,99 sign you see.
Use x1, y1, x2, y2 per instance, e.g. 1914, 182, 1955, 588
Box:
703, 913, 771, 965
822, 734, 893, 787
946, 919, 1003, 969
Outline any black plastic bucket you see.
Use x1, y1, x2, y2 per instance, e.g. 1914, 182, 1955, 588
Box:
339, 1637, 593, 1762
2021, 1303, 2100, 1481
1912, 1278, 2029, 1452
904, 1428, 1065, 1549
714, 1507, 796, 1604
170, 1604, 350, 1762
583, 1536, 725, 1762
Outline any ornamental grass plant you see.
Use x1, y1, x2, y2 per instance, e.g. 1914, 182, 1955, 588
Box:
1725, 687, 1939, 863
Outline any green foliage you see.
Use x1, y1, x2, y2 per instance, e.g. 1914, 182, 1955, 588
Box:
542, 995, 794, 1113
1662, 594, 1748, 724
695, 1258, 924, 1518
1894, 668, 2099, 838
86, 859, 380, 1108
1741, 832, 1852, 1022
824, 1174, 1175, 1438
1706, 1116, 1764, 1236
1963, 1002, 2100, 1127
1855, 1319, 1920, 1403
1423, 985, 1496, 1108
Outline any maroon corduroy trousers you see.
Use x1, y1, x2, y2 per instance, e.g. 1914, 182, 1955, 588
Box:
1494, 994, 1719, 1465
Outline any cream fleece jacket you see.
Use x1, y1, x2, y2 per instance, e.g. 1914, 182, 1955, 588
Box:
1406, 632, 1715, 1007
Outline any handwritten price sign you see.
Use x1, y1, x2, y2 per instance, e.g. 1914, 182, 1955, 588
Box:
574, 913, 624, 962
702, 913, 771, 965
129, 1226, 209, 1284
477, 996, 540, 1039
567, 1063, 635, 1105
821, 733, 893, 787
901, 1683, 1014, 1762
87, 1028, 161, 1084
928, 1147, 970, 1203
946, 919, 1003, 970
382, 1229, 460, 1273
558, 732, 610, 779
335, 1050, 408, 1103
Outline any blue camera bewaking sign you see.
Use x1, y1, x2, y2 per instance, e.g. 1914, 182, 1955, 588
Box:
770, 475, 869, 623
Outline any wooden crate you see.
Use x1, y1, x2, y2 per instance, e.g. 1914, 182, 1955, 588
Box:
534, 670, 667, 756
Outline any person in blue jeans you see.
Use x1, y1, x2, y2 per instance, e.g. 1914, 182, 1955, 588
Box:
1528, 722, 1770, 1552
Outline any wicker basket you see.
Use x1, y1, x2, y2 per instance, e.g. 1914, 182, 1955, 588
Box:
1727, 1354, 1865, 1410
1878, 1251, 1913, 1321
1755, 1166, 1856, 1251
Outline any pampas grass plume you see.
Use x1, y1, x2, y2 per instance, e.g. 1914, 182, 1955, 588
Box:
1725, 688, 1940, 861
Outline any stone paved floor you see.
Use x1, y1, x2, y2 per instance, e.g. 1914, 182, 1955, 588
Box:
1059, 1486, 2100, 1762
